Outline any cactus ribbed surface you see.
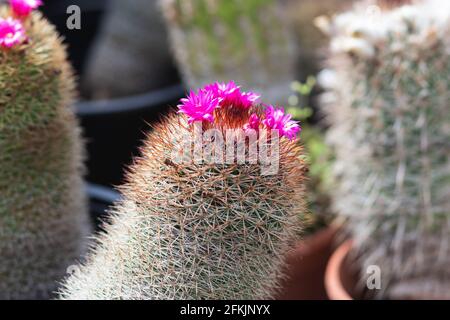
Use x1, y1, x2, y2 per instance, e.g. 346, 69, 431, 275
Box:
321, 0, 450, 299
59, 85, 307, 300
82, 0, 178, 99
161, 0, 296, 105
0, 8, 90, 299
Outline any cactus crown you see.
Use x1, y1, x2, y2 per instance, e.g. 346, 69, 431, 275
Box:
0, 9, 74, 131
321, 0, 450, 298
59, 82, 308, 300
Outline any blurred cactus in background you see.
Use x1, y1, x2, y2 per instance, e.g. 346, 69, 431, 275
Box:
82, 0, 178, 99
286, 0, 353, 77
161, 0, 296, 105
320, 0, 450, 299
59, 82, 308, 300
0, 5, 89, 299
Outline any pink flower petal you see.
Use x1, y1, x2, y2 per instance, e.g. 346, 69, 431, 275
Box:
204, 81, 260, 109
243, 113, 260, 133
0, 17, 26, 48
178, 89, 221, 124
262, 105, 301, 140
10, 0, 42, 17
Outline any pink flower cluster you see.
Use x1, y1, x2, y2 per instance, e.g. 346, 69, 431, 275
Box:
178, 81, 260, 124
178, 81, 301, 141
0, 17, 26, 48
0, 0, 42, 49
244, 106, 301, 141
204, 81, 260, 109
262, 106, 301, 141
178, 89, 220, 124
10, 0, 42, 17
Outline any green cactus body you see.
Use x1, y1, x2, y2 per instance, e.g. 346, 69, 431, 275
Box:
59, 93, 307, 300
82, 0, 177, 99
161, 0, 296, 105
0, 9, 90, 299
321, 0, 450, 299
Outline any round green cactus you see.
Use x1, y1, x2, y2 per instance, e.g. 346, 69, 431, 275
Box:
0, 8, 90, 299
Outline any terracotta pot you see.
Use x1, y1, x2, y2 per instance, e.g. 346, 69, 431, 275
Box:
276, 226, 338, 300
325, 240, 360, 300
326, 240, 450, 300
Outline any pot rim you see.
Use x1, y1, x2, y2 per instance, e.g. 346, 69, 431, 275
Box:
325, 239, 354, 300
75, 84, 185, 117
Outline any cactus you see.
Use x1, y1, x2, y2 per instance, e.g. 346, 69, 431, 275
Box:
0, 6, 90, 299
320, 0, 450, 299
59, 82, 307, 300
82, 0, 178, 99
161, 0, 296, 105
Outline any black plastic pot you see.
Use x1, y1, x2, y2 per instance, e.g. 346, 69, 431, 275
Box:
41, 0, 109, 76
76, 84, 185, 187
87, 183, 121, 230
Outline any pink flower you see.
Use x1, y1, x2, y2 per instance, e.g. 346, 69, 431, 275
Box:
178, 89, 221, 124
0, 17, 26, 48
204, 81, 260, 109
240, 91, 260, 109
10, 0, 42, 17
262, 106, 301, 140
244, 114, 260, 133
204, 81, 239, 100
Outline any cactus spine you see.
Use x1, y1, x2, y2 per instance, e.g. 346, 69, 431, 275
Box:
82, 0, 177, 99
0, 8, 90, 299
321, 0, 450, 299
161, 0, 296, 105
59, 83, 307, 300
